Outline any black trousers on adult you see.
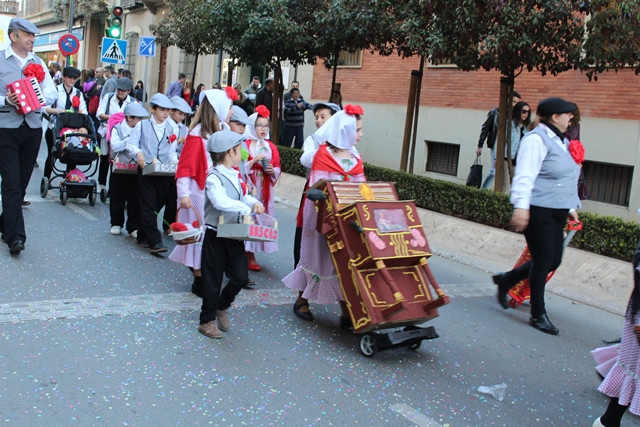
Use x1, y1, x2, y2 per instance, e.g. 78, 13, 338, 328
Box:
109, 171, 140, 233
283, 125, 304, 149
137, 172, 172, 247
501, 205, 568, 316
97, 134, 109, 186
199, 228, 248, 324
0, 124, 41, 246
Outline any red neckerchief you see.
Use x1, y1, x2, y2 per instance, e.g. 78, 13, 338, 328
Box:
245, 139, 281, 214
175, 135, 207, 190
310, 145, 364, 180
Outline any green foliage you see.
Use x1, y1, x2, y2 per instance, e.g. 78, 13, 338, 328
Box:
582, 0, 640, 80
278, 146, 640, 261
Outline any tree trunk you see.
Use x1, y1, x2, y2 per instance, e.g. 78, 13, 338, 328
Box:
271, 65, 283, 145
191, 52, 199, 95
408, 56, 425, 174
330, 47, 338, 101
494, 77, 510, 193
400, 70, 419, 172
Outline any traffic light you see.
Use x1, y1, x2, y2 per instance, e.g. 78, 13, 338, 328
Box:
106, 7, 123, 39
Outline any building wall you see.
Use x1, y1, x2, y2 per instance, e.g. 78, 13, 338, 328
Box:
309, 51, 640, 220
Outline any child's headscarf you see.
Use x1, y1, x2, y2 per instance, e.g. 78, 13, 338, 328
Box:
312, 104, 364, 150
244, 105, 271, 143
200, 87, 238, 131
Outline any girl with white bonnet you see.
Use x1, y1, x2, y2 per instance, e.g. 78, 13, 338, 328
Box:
169, 87, 237, 296
242, 105, 281, 271
283, 104, 365, 328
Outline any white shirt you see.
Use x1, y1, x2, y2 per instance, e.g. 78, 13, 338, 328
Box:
96, 93, 132, 119
47, 84, 87, 129
206, 164, 261, 217
109, 121, 135, 155
1, 45, 57, 108
510, 124, 569, 210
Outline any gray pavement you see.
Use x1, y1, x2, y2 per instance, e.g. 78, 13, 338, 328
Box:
0, 146, 638, 426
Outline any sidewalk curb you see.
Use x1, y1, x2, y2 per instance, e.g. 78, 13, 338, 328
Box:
274, 173, 631, 317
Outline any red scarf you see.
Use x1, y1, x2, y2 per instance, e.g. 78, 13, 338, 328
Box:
310, 145, 364, 180
245, 139, 281, 214
175, 135, 208, 190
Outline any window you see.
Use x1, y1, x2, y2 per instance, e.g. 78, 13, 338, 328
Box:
582, 161, 633, 207
337, 50, 362, 68
425, 141, 459, 176
179, 52, 196, 78
125, 33, 139, 71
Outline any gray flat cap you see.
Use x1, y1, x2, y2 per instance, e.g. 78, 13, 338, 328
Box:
149, 93, 174, 109
229, 105, 250, 125
312, 102, 341, 114
170, 96, 193, 114
116, 77, 133, 91
206, 130, 245, 153
124, 102, 149, 118
9, 18, 40, 35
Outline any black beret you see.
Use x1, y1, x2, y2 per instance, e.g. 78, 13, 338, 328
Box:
62, 67, 80, 78
536, 97, 576, 117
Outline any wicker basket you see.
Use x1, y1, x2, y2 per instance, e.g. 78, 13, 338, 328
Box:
169, 206, 204, 245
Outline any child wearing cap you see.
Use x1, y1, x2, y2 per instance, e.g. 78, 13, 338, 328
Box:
128, 93, 178, 254
242, 105, 281, 271
283, 105, 365, 327
106, 102, 149, 237
169, 88, 237, 296
198, 130, 264, 339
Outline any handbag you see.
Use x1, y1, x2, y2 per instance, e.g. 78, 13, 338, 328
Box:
466, 155, 483, 188
578, 169, 590, 200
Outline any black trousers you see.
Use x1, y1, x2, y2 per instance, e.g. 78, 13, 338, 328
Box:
162, 180, 177, 231
109, 172, 140, 232
137, 171, 172, 246
502, 205, 568, 316
0, 124, 41, 245
199, 228, 248, 324
283, 125, 304, 149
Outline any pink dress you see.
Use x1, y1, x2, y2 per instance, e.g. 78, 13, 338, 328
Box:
282, 148, 365, 303
168, 125, 212, 269
244, 139, 281, 255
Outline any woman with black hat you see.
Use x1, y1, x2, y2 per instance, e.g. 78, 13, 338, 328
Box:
492, 97, 581, 335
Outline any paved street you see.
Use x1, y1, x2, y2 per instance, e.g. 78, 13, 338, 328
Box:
0, 144, 638, 426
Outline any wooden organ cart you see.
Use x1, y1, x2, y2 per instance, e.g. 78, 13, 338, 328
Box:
310, 180, 450, 357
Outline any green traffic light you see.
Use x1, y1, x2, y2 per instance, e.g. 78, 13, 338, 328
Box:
108, 26, 121, 38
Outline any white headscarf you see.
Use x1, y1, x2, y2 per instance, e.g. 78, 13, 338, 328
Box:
312, 109, 359, 150
244, 112, 271, 142
243, 112, 272, 160
200, 89, 232, 130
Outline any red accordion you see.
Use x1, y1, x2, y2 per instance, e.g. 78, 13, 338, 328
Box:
5, 77, 46, 114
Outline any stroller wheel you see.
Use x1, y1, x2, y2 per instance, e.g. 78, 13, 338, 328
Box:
359, 334, 377, 358
60, 189, 68, 205
100, 188, 107, 203
89, 190, 96, 206
40, 177, 49, 198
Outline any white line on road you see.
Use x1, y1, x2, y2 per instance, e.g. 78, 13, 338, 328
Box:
65, 201, 99, 221
390, 403, 443, 427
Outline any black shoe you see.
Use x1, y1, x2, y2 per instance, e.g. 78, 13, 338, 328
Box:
137, 240, 150, 248
529, 314, 559, 335
340, 316, 353, 331
9, 239, 25, 255
293, 301, 314, 321
191, 276, 202, 298
244, 279, 257, 289
22, 200, 30, 206
149, 243, 168, 254
492, 273, 511, 309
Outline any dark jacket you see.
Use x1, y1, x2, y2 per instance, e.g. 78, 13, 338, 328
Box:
478, 107, 499, 149
255, 87, 273, 115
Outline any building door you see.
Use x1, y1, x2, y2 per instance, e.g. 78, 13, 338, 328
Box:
157, 45, 167, 93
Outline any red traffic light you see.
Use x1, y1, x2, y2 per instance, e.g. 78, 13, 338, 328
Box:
112, 6, 123, 17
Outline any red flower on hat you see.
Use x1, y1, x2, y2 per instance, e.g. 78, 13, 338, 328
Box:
71, 96, 80, 109
255, 105, 270, 119
569, 139, 585, 164
23, 63, 45, 83
344, 104, 364, 116
169, 134, 177, 143
225, 86, 239, 102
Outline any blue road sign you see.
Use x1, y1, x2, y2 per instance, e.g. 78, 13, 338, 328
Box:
58, 33, 80, 56
101, 37, 128, 65
139, 36, 156, 57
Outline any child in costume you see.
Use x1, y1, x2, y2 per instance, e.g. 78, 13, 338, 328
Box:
169, 88, 237, 296
128, 93, 178, 254
283, 105, 365, 327
198, 130, 264, 339
243, 105, 281, 271
106, 102, 149, 237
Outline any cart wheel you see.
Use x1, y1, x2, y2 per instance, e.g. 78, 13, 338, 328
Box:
60, 189, 67, 205
40, 177, 49, 198
89, 190, 96, 206
408, 342, 421, 351
100, 188, 107, 203
359, 334, 377, 357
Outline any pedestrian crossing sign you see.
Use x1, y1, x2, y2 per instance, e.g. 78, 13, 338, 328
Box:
101, 37, 128, 65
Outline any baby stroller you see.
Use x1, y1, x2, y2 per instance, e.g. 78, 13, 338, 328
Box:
40, 112, 100, 206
